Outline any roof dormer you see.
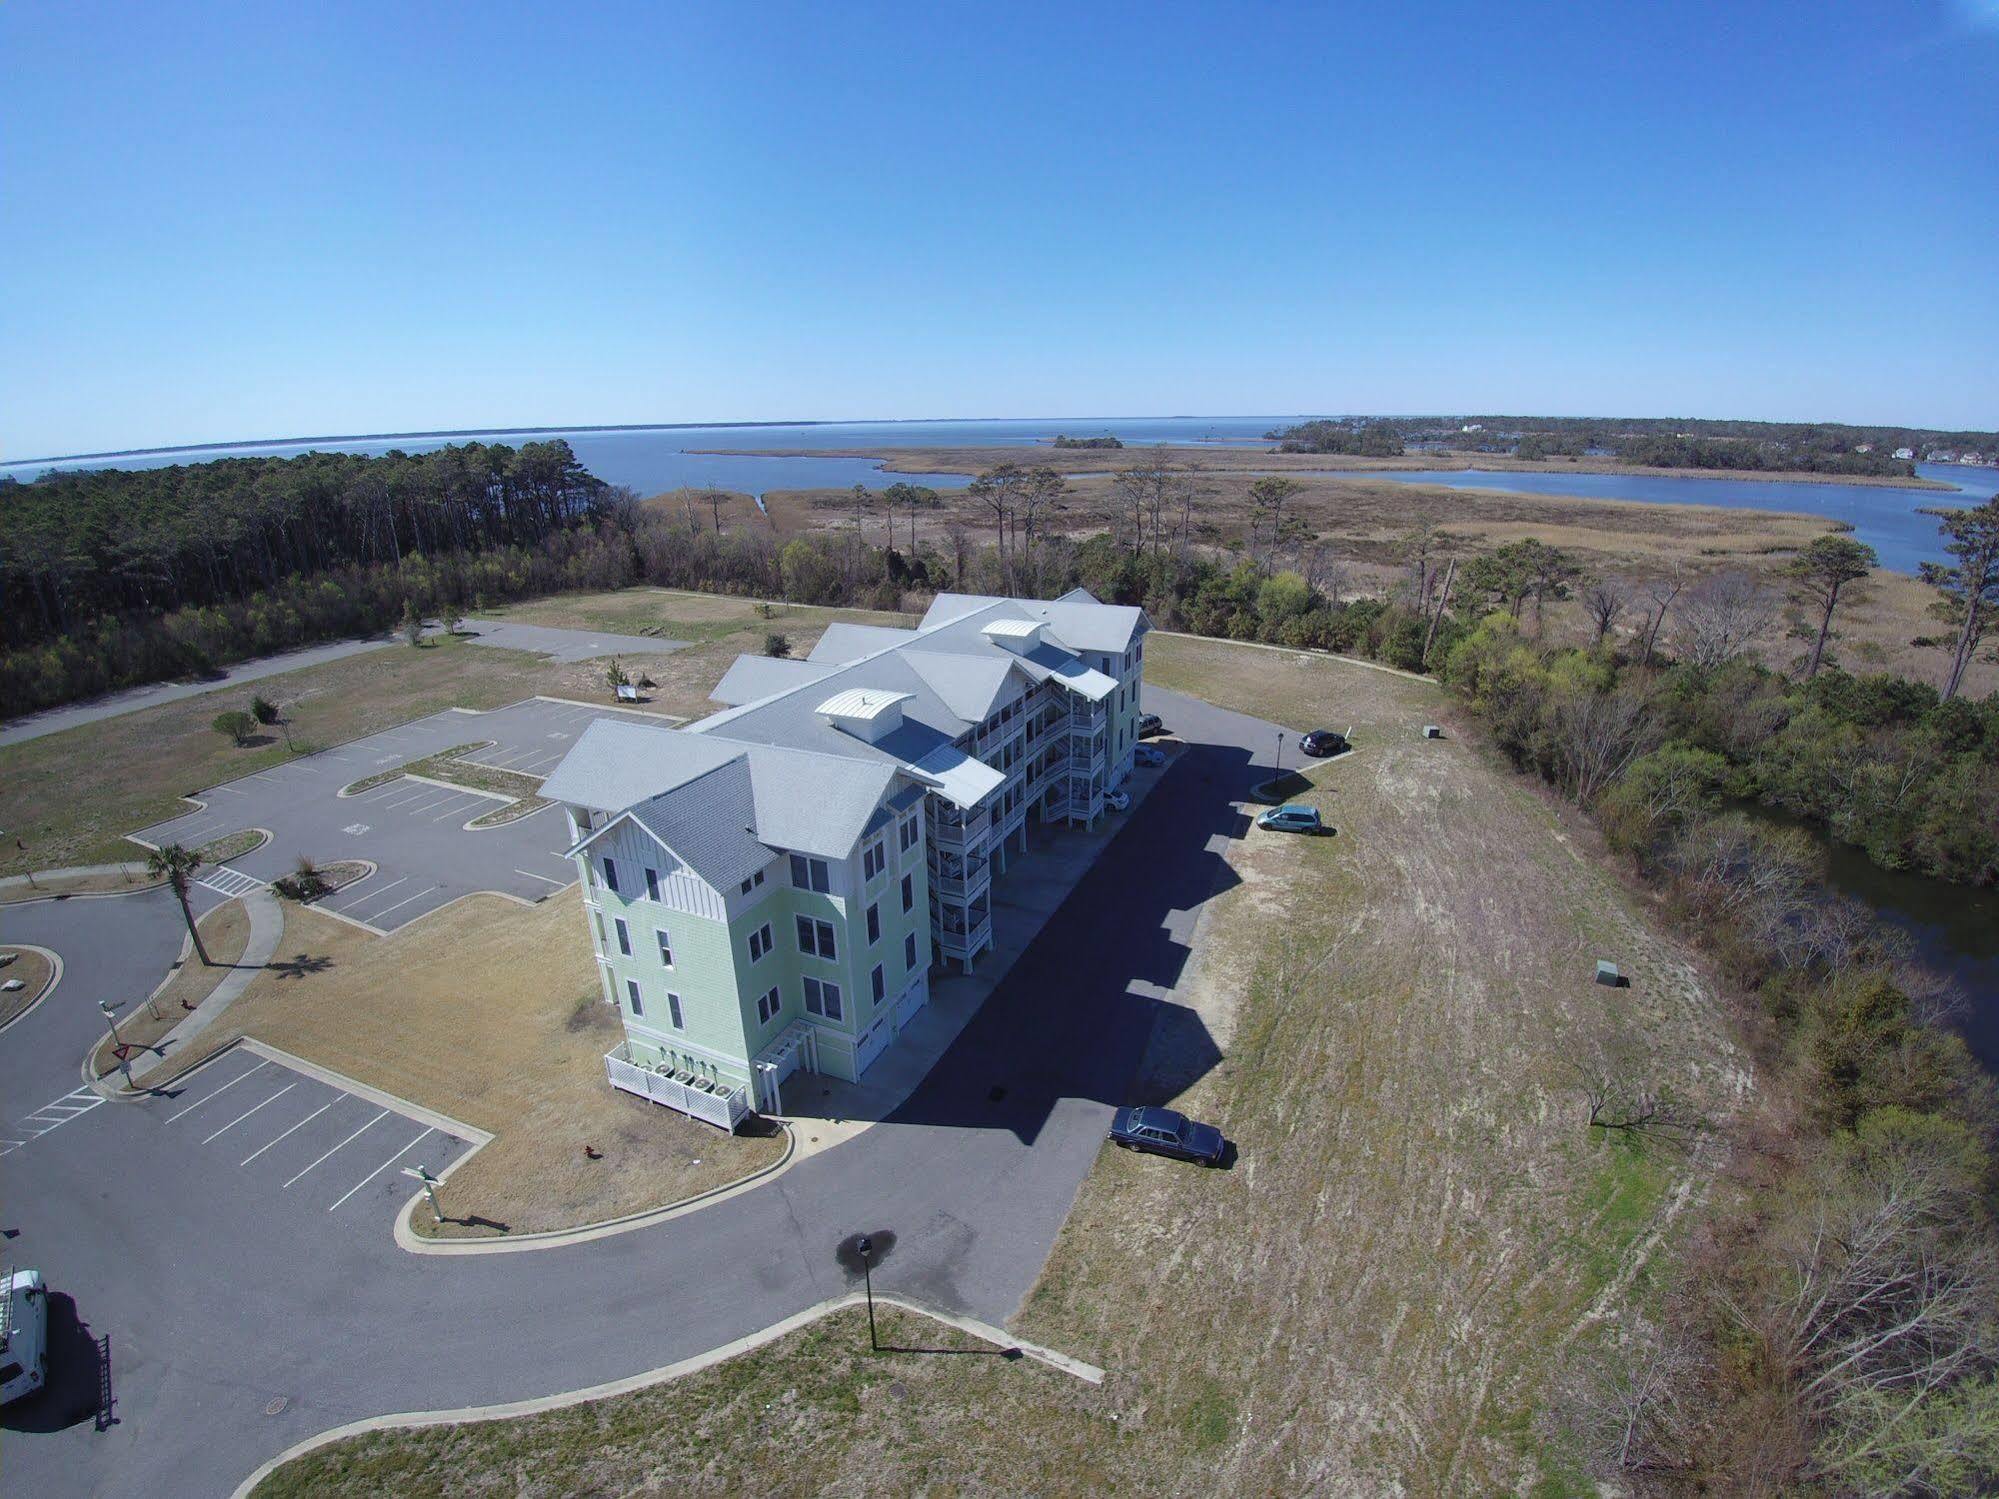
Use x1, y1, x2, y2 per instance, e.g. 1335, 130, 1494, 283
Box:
816, 688, 913, 744
981, 618, 1045, 655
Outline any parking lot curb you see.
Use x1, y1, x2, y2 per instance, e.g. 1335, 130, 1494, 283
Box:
0, 944, 63, 1035
227, 1289, 1100, 1499
392, 1115, 796, 1256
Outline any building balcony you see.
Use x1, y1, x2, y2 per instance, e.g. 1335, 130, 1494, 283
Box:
930, 810, 990, 850
927, 848, 990, 899
604, 1043, 752, 1131
934, 916, 993, 958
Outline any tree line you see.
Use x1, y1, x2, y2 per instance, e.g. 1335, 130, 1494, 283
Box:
0, 440, 609, 650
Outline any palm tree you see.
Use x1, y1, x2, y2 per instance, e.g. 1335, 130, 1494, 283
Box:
147, 843, 210, 966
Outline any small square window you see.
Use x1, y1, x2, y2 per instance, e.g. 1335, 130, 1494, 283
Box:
754, 869, 765, 887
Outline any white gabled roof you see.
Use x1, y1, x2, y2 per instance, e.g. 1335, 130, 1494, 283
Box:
711, 655, 836, 706
908, 743, 1008, 810
982, 617, 1043, 640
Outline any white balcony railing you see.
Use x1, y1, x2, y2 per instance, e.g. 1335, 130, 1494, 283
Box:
934, 917, 993, 956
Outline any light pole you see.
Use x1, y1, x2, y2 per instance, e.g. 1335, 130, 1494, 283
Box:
1275, 731, 1285, 778
98, 1001, 131, 1083
402, 1164, 443, 1224
856, 1233, 879, 1352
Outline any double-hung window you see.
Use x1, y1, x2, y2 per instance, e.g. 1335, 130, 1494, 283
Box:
862, 841, 886, 880
748, 922, 772, 962
866, 903, 880, 945
666, 991, 684, 1028
795, 916, 836, 960
802, 977, 843, 1021
899, 815, 919, 853
904, 932, 918, 971
624, 978, 643, 1016
614, 917, 632, 957
644, 866, 661, 901
900, 873, 914, 913
756, 987, 780, 1025
789, 854, 830, 893
602, 857, 621, 895
871, 964, 885, 1005
655, 927, 673, 966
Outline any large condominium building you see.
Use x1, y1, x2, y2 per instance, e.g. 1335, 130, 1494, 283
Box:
540, 589, 1151, 1127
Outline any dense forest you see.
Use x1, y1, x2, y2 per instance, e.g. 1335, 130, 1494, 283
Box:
1265, 414, 1999, 478
0, 442, 616, 713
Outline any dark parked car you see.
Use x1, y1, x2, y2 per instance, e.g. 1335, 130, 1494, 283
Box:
1136, 713, 1164, 737
1109, 1105, 1225, 1164
1301, 729, 1349, 757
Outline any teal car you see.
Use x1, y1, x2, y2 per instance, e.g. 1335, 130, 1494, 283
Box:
1256, 804, 1322, 834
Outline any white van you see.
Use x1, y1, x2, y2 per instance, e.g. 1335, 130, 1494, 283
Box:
0, 1268, 48, 1405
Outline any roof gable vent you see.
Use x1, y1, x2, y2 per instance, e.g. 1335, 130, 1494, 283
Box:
815, 688, 912, 743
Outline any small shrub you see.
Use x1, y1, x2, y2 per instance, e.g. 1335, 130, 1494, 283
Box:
212, 710, 256, 746
764, 633, 791, 659
251, 694, 280, 726
273, 857, 332, 902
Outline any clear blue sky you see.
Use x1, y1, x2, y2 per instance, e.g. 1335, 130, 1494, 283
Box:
4, 0, 1994, 456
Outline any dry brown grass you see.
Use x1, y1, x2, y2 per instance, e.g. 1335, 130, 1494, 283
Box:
168, 894, 783, 1237
92, 898, 253, 1076
0, 947, 55, 1027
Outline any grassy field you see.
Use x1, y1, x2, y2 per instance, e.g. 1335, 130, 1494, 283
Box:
261, 634, 1740, 1494
0, 593, 919, 881
165, 894, 784, 1237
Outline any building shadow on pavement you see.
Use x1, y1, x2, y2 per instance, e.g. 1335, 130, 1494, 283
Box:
800, 737, 1252, 1148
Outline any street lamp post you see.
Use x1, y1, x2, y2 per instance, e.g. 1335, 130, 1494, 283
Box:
402, 1164, 444, 1224
98, 1001, 131, 1084
1275, 731, 1285, 777
856, 1233, 879, 1352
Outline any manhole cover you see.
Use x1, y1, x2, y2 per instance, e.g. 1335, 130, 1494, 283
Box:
264, 1396, 289, 1417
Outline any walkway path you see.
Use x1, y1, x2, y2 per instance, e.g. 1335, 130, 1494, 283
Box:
0, 638, 391, 747
121, 888, 285, 1088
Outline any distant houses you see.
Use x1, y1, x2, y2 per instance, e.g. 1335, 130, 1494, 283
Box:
1893, 446, 1915, 460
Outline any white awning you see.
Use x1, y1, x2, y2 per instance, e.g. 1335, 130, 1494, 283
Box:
908, 743, 1007, 809
1046, 656, 1117, 702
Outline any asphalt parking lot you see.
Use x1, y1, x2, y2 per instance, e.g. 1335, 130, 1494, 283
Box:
135, 697, 668, 932
137, 1047, 473, 1218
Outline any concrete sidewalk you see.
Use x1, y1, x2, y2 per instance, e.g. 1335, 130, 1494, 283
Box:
113, 889, 285, 1090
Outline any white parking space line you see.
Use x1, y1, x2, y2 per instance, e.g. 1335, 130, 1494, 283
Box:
283, 1110, 387, 1188
366, 887, 439, 924
405, 790, 461, 814
207, 784, 249, 796
328, 1128, 431, 1211
515, 868, 568, 887
200, 1082, 297, 1143
241, 1100, 336, 1164
335, 875, 407, 912
430, 798, 478, 822
167, 1059, 271, 1121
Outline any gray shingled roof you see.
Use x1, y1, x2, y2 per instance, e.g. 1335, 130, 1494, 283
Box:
623, 759, 769, 890
711, 654, 836, 706
807, 623, 919, 664
920, 593, 1145, 653
539, 718, 743, 812
901, 649, 1017, 723
739, 744, 897, 858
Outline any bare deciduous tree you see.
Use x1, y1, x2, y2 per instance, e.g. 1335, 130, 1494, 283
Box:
1548, 681, 1660, 805
1582, 575, 1630, 647
1671, 569, 1778, 671
1638, 563, 1687, 665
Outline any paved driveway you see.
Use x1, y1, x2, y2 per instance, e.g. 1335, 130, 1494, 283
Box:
134, 698, 670, 932
4, 686, 1282, 1497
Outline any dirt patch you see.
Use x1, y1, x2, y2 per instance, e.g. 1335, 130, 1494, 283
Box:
166, 895, 783, 1237
92, 899, 253, 1075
